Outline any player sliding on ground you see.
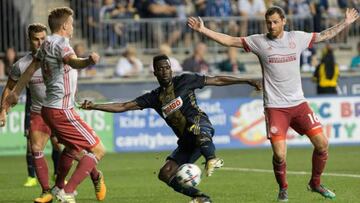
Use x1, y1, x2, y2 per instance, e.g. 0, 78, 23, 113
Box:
188, 6, 359, 202
81, 54, 261, 203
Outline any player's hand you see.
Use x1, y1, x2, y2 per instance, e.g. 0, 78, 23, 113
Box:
80, 100, 94, 110
249, 80, 262, 91
89, 52, 100, 65
0, 110, 6, 127
5, 91, 19, 108
187, 16, 204, 32
345, 8, 359, 25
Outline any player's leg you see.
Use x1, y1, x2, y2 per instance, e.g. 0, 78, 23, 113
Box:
290, 102, 335, 199
265, 107, 291, 201
307, 133, 335, 199
55, 109, 106, 199
24, 136, 37, 187
159, 147, 210, 202
50, 135, 62, 180
191, 123, 223, 177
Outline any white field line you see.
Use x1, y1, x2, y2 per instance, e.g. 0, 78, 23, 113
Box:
221, 167, 360, 178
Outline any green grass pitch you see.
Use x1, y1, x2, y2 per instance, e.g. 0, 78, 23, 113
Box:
0, 146, 359, 203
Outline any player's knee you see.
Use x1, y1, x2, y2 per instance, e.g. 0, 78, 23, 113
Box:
158, 166, 172, 183
315, 139, 328, 153
196, 133, 212, 146
92, 142, 106, 160
273, 152, 286, 163
31, 142, 43, 152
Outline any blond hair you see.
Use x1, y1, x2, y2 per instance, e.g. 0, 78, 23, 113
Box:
48, 7, 73, 33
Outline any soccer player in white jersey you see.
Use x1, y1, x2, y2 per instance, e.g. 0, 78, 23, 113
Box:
0, 23, 60, 203
188, 6, 359, 202
0, 23, 105, 203
2, 7, 106, 203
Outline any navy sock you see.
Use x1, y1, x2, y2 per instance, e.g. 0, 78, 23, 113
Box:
200, 141, 216, 161
168, 177, 204, 198
52, 148, 61, 175
26, 151, 35, 177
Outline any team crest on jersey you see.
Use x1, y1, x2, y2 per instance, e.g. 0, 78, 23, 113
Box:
162, 96, 183, 118
289, 41, 296, 49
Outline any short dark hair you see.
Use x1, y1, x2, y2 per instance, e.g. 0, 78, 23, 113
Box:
153, 54, 170, 66
27, 23, 47, 39
265, 6, 286, 19
48, 7, 73, 33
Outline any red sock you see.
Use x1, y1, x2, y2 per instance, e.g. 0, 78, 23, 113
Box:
56, 151, 74, 188
64, 153, 97, 193
273, 157, 288, 189
310, 150, 328, 187
33, 151, 50, 191
90, 167, 100, 181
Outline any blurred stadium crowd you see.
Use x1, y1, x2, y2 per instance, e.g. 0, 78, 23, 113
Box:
0, 0, 359, 80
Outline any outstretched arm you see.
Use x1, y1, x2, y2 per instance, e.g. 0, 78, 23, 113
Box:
81, 100, 142, 113
3, 59, 40, 111
64, 52, 100, 70
187, 16, 244, 48
0, 78, 16, 127
205, 75, 262, 91
314, 8, 359, 43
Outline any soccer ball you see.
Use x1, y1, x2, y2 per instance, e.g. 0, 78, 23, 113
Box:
175, 163, 202, 187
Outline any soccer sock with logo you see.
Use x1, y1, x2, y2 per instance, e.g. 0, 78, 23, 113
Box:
26, 150, 36, 178
56, 150, 75, 189
51, 148, 60, 175
64, 153, 97, 193
310, 149, 328, 187
273, 157, 288, 189
168, 177, 204, 198
32, 151, 50, 191
200, 135, 216, 161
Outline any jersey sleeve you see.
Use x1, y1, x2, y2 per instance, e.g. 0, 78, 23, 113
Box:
57, 38, 75, 60
9, 62, 21, 81
294, 31, 316, 51
182, 73, 206, 89
241, 35, 261, 54
135, 90, 158, 109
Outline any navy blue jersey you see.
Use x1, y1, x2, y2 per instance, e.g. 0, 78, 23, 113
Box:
135, 73, 213, 137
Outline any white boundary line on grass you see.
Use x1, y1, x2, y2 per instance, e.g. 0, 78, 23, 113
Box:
221, 167, 360, 178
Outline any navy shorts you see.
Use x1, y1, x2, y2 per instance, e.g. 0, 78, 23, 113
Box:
167, 124, 214, 166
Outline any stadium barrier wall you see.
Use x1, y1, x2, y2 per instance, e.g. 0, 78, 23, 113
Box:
0, 96, 359, 155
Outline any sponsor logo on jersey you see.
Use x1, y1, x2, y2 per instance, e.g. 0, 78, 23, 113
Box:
268, 53, 296, 63
162, 96, 183, 118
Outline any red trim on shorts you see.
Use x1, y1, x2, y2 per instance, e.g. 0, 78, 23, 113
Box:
308, 33, 316, 48
241, 37, 251, 52
306, 126, 323, 137
270, 134, 286, 142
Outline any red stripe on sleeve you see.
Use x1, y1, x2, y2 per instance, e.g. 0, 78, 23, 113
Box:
308, 32, 316, 48
241, 37, 251, 52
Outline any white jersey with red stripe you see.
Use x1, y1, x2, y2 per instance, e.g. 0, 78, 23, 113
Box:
34, 34, 78, 109
9, 53, 46, 114
241, 31, 315, 108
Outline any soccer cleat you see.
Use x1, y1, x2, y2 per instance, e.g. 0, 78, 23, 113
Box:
205, 158, 224, 177
307, 184, 336, 199
33, 190, 53, 203
24, 176, 37, 187
277, 188, 288, 202
55, 189, 76, 203
93, 171, 106, 201
189, 195, 212, 203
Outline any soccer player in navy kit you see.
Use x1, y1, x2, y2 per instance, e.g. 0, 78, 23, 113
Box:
81, 54, 261, 203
